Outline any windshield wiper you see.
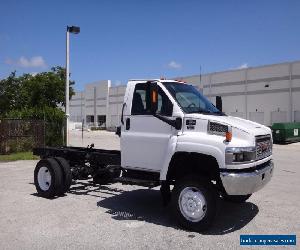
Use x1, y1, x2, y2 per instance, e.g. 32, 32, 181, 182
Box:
188, 108, 226, 116
212, 110, 226, 116
188, 108, 212, 114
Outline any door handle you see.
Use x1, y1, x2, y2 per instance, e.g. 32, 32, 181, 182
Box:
121, 103, 126, 125
126, 118, 130, 130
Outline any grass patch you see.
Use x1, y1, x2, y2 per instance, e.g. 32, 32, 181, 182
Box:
0, 151, 39, 162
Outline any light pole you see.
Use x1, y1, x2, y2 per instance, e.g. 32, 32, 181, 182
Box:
66, 25, 80, 146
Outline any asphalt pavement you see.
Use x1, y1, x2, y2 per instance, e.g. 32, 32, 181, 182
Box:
0, 131, 299, 250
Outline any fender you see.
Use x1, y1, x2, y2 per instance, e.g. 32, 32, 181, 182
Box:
160, 140, 225, 180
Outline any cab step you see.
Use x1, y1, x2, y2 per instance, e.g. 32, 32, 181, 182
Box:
114, 177, 160, 187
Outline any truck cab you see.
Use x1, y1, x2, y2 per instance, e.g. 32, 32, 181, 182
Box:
119, 79, 273, 230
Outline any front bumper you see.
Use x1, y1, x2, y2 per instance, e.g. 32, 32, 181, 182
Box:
220, 160, 274, 195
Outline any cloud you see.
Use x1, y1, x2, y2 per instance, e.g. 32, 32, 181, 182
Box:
5, 56, 47, 68
167, 60, 182, 69
237, 63, 248, 69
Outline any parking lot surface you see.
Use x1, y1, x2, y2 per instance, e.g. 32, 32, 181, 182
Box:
0, 131, 299, 249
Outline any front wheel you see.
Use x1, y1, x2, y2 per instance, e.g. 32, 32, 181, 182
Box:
171, 177, 216, 232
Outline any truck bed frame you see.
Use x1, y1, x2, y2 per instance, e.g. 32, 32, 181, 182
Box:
33, 146, 160, 186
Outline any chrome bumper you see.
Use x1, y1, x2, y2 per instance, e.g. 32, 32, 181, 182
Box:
220, 160, 274, 195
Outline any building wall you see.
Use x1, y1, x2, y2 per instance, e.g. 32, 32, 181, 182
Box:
107, 85, 126, 128
181, 61, 300, 126
70, 80, 110, 126
69, 92, 85, 122
69, 60, 300, 128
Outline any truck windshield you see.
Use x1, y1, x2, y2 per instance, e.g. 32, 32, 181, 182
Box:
163, 82, 224, 115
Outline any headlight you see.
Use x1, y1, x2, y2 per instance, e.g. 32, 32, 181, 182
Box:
225, 147, 256, 164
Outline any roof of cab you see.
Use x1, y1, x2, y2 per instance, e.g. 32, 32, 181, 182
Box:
128, 79, 180, 83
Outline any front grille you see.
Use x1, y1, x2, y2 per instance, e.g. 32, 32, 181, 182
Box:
256, 135, 272, 160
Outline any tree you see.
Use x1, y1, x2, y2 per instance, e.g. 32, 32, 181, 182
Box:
0, 66, 75, 147
0, 66, 75, 115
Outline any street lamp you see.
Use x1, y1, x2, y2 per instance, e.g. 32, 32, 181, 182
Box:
66, 25, 80, 146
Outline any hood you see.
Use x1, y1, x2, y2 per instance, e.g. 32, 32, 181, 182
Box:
185, 113, 271, 136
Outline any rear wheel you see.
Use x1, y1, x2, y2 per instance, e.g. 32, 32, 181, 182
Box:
54, 157, 72, 195
34, 158, 63, 198
171, 176, 216, 232
222, 194, 252, 203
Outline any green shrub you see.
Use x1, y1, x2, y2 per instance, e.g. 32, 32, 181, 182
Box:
6, 138, 35, 153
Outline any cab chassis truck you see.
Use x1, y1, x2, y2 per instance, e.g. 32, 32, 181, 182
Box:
33, 79, 274, 232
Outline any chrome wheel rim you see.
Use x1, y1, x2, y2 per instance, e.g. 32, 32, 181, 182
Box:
37, 166, 52, 191
178, 187, 207, 222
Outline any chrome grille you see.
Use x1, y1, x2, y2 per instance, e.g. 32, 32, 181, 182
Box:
256, 135, 272, 160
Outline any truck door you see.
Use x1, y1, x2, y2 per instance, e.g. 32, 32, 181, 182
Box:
121, 83, 174, 172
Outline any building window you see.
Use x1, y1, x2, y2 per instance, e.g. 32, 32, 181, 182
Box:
86, 115, 94, 123
97, 115, 106, 127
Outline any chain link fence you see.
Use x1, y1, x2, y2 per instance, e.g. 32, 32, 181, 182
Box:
0, 119, 48, 154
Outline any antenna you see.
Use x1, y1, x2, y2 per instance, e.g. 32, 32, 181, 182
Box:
199, 65, 202, 84
199, 65, 202, 92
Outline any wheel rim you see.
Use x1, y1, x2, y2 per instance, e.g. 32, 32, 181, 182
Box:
37, 166, 52, 191
178, 187, 207, 222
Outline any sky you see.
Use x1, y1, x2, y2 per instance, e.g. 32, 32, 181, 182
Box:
0, 0, 300, 90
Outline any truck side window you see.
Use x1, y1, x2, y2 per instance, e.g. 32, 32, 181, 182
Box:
131, 83, 173, 116
131, 83, 150, 115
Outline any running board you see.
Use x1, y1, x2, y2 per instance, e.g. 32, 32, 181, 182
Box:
114, 177, 160, 187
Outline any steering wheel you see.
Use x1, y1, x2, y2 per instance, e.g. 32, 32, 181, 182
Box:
187, 103, 196, 108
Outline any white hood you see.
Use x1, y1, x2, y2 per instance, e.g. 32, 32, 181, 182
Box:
185, 114, 271, 136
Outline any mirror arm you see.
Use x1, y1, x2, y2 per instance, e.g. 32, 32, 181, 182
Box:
153, 114, 182, 130
153, 114, 175, 127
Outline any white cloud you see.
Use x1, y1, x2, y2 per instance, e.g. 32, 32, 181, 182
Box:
167, 60, 182, 69
5, 56, 47, 68
237, 63, 248, 69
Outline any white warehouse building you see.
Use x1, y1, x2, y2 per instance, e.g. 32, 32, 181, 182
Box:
70, 60, 300, 128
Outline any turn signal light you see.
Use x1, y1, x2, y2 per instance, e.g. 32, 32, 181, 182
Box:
225, 131, 232, 142
152, 90, 157, 103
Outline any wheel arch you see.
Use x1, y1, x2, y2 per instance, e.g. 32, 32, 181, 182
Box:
165, 151, 221, 182
160, 142, 224, 181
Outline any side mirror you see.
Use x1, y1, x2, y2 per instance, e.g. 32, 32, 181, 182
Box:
216, 96, 222, 112
149, 82, 158, 114
175, 117, 182, 130
115, 126, 121, 137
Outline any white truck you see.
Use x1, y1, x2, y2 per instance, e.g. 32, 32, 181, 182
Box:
33, 79, 274, 231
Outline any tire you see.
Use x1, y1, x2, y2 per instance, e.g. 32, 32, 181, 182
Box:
171, 176, 217, 232
222, 194, 252, 203
34, 158, 63, 198
54, 157, 72, 195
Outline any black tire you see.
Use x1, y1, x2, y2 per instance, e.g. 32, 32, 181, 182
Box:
54, 157, 72, 195
171, 176, 217, 232
34, 158, 63, 198
222, 193, 252, 203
